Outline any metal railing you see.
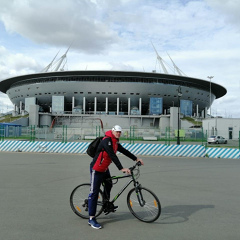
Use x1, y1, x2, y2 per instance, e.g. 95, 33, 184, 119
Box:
1, 125, 239, 150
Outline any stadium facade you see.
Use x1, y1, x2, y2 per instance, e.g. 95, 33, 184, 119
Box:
0, 69, 226, 128
0, 48, 227, 132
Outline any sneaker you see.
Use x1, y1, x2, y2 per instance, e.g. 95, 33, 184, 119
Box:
88, 218, 102, 229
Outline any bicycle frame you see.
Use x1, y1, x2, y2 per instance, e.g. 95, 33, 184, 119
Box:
102, 168, 141, 205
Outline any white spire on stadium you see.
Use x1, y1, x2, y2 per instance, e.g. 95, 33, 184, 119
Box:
41, 46, 70, 72
42, 43, 187, 76
151, 42, 187, 76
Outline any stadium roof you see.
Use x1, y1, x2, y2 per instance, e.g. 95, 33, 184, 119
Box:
0, 70, 227, 99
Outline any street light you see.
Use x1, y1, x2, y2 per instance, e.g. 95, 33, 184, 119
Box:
207, 76, 214, 117
177, 86, 182, 145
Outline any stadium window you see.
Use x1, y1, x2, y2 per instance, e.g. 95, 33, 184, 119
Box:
102, 92, 106, 94
80, 92, 83, 94
122, 93, 126, 95
114, 92, 118, 94
130, 93, 134, 95
88, 92, 92, 94
96, 92, 100, 94
74, 92, 78, 94
108, 92, 112, 94
136, 93, 140, 95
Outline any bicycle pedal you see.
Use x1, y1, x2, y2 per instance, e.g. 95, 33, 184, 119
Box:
104, 210, 116, 215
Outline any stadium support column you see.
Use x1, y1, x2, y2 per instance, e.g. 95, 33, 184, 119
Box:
105, 97, 108, 114
196, 104, 199, 117
20, 101, 22, 114
12, 104, 16, 116
83, 97, 86, 114
72, 96, 75, 112
128, 98, 131, 115
117, 98, 119, 115
16, 105, 19, 114
94, 97, 97, 114
139, 98, 142, 115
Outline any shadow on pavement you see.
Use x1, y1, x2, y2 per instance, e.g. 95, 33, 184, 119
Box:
159, 204, 215, 224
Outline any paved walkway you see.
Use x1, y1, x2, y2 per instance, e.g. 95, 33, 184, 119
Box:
1, 152, 240, 240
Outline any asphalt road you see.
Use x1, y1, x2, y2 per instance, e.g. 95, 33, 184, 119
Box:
1, 152, 240, 240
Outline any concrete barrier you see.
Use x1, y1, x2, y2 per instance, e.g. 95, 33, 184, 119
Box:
142, 137, 157, 141
0, 140, 239, 159
84, 136, 96, 140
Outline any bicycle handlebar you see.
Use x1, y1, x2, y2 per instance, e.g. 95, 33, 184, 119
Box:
129, 161, 142, 172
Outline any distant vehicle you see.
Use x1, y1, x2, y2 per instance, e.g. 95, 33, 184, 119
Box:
208, 135, 227, 144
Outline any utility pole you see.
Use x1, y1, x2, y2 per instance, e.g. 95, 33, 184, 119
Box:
207, 76, 214, 117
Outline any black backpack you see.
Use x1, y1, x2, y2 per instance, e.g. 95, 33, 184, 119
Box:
86, 137, 104, 158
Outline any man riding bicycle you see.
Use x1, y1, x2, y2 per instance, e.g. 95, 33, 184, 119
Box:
88, 125, 144, 229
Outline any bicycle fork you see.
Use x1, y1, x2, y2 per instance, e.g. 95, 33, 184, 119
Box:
134, 182, 146, 207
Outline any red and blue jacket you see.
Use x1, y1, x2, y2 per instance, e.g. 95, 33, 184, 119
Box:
90, 130, 137, 172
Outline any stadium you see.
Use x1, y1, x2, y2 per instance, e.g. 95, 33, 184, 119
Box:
0, 51, 227, 133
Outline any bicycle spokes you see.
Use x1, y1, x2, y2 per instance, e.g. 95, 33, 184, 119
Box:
127, 187, 161, 222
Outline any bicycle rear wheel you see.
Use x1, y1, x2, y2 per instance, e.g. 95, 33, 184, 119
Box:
70, 183, 104, 219
127, 187, 161, 223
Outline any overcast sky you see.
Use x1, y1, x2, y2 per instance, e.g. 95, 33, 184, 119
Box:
0, 0, 240, 117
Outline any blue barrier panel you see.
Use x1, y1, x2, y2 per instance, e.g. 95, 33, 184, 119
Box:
0, 141, 239, 159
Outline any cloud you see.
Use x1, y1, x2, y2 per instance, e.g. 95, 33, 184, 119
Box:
0, 0, 119, 53
206, 0, 240, 29
0, 46, 40, 80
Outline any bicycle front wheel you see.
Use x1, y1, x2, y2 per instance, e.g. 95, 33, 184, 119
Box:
127, 187, 161, 223
70, 183, 104, 219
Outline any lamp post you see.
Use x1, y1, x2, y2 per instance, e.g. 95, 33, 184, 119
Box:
177, 86, 182, 145
207, 76, 214, 117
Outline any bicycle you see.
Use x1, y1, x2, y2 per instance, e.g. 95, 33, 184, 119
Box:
70, 161, 161, 223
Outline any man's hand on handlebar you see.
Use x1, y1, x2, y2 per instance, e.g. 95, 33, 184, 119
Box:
136, 158, 144, 166
121, 168, 131, 175
121, 158, 144, 174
